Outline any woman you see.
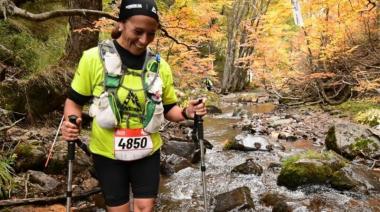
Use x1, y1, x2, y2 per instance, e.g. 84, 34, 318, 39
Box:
61, 0, 207, 211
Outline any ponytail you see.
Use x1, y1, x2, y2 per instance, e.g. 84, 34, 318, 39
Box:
111, 25, 122, 39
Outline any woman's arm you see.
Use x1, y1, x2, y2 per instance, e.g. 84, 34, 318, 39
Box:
164, 98, 207, 122
61, 98, 83, 141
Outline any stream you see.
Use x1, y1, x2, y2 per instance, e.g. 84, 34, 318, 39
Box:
156, 102, 380, 211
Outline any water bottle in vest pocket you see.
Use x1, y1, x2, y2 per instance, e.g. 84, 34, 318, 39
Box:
89, 92, 122, 129
143, 99, 164, 133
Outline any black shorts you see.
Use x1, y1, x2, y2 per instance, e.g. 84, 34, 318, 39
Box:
92, 150, 160, 207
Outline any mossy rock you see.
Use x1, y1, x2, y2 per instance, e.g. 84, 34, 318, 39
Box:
331, 170, 356, 191
277, 150, 347, 190
14, 141, 46, 172
349, 137, 379, 156
277, 159, 333, 190
222, 139, 245, 151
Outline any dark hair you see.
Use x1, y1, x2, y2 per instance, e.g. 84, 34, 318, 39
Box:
111, 24, 122, 39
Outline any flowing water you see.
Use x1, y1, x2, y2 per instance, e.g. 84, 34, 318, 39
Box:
156, 103, 380, 212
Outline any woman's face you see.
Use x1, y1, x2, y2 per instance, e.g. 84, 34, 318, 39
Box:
118, 15, 159, 55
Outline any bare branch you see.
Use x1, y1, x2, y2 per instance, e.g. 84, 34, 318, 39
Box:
160, 28, 197, 51
351, 58, 380, 69
0, 0, 195, 51
0, 117, 24, 132
2, 0, 117, 21
0, 187, 101, 207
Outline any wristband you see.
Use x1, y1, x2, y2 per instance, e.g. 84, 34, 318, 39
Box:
181, 107, 191, 120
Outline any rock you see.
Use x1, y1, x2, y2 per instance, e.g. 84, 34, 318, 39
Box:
161, 140, 196, 161
272, 201, 292, 212
331, 164, 380, 193
212, 186, 254, 212
232, 107, 249, 118
278, 132, 297, 141
160, 154, 192, 176
14, 141, 46, 172
27, 170, 60, 192
257, 95, 270, 104
232, 158, 263, 176
277, 151, 347, 190
206, 105, 222, 114
270, 119, 294, 128
270, 131, 280, 140
82, 177, 99, 191
45, 139, 93, 175
235, 133, 272, 151
325, 123, 380, 160
260, 192, 286, 207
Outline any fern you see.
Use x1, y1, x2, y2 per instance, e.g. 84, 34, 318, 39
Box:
0, 157, 14, 199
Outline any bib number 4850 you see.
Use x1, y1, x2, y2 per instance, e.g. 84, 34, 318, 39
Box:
118, 137, 148, 150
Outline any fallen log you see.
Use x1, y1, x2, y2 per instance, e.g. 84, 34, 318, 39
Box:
0, 187, 101, 208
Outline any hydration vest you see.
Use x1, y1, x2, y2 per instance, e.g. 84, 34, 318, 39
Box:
88, 39, 164, 133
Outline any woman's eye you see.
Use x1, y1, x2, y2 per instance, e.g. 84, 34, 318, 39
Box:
134, 30, 144, 35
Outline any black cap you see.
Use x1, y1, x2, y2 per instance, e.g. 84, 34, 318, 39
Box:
119, 0, 159, 22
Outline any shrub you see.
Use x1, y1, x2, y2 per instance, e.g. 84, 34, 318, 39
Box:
355, 109, 380, 127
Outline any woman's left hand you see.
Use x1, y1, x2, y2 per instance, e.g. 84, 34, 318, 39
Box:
185, 98, 207, 119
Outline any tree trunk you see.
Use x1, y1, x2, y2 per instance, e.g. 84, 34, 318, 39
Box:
221, 0, 270, 93
62, 0, 102, 66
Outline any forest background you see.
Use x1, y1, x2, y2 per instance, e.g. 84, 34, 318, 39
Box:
0, 0, 379, 200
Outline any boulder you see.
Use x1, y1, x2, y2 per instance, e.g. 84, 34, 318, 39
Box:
161, 140, 196, 161
27, 170, 60, 193
325, 123, 380, 160
14, 140, 46, 172
277, 151, 347, 190
236, 133, 273, 151
232, 158, 263, 176
277, 150, 380, 193
331, 164, 380, 193
160, 154, 192, 176
212, 186, 254, 212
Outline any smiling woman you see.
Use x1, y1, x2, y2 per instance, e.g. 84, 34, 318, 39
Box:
61, 0, 207, 211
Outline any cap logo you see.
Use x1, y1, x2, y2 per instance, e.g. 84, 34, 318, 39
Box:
125, 4, 142, 9
151, 6, 157, 14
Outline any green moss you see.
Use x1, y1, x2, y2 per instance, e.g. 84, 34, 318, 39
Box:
14, 143, 33, 157
349, 137, 378, 154
222, 139, 244, 151
334, 99, 380, 119
278, 150, 347, 190
331, 170, 356, 190
283, 150, 339, 166
0, 0, 68, 74
325, 126, 339, 152
278, 160, 333, 190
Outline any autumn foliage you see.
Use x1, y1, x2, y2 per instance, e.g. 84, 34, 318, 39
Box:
251, 0, 379, 104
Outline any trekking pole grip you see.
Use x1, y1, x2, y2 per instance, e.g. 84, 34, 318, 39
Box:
67, 115, 78, 160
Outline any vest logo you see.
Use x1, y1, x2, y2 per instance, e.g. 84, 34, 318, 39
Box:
125, 4, 142, 9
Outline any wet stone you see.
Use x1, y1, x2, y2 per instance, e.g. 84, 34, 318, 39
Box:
27, 170, 60, 192
232, 158, 263, 176
161, 140, 196, 160
212, 186, 254, 212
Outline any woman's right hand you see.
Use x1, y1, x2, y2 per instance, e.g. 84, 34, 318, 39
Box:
61, 118, 82, 141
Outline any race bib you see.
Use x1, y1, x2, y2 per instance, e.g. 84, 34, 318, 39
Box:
114, 128, 153, 161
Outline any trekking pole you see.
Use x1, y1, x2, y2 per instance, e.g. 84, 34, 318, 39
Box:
66, 115, 78, 212
195, 114, 208, 212
192, 99, 208, 212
